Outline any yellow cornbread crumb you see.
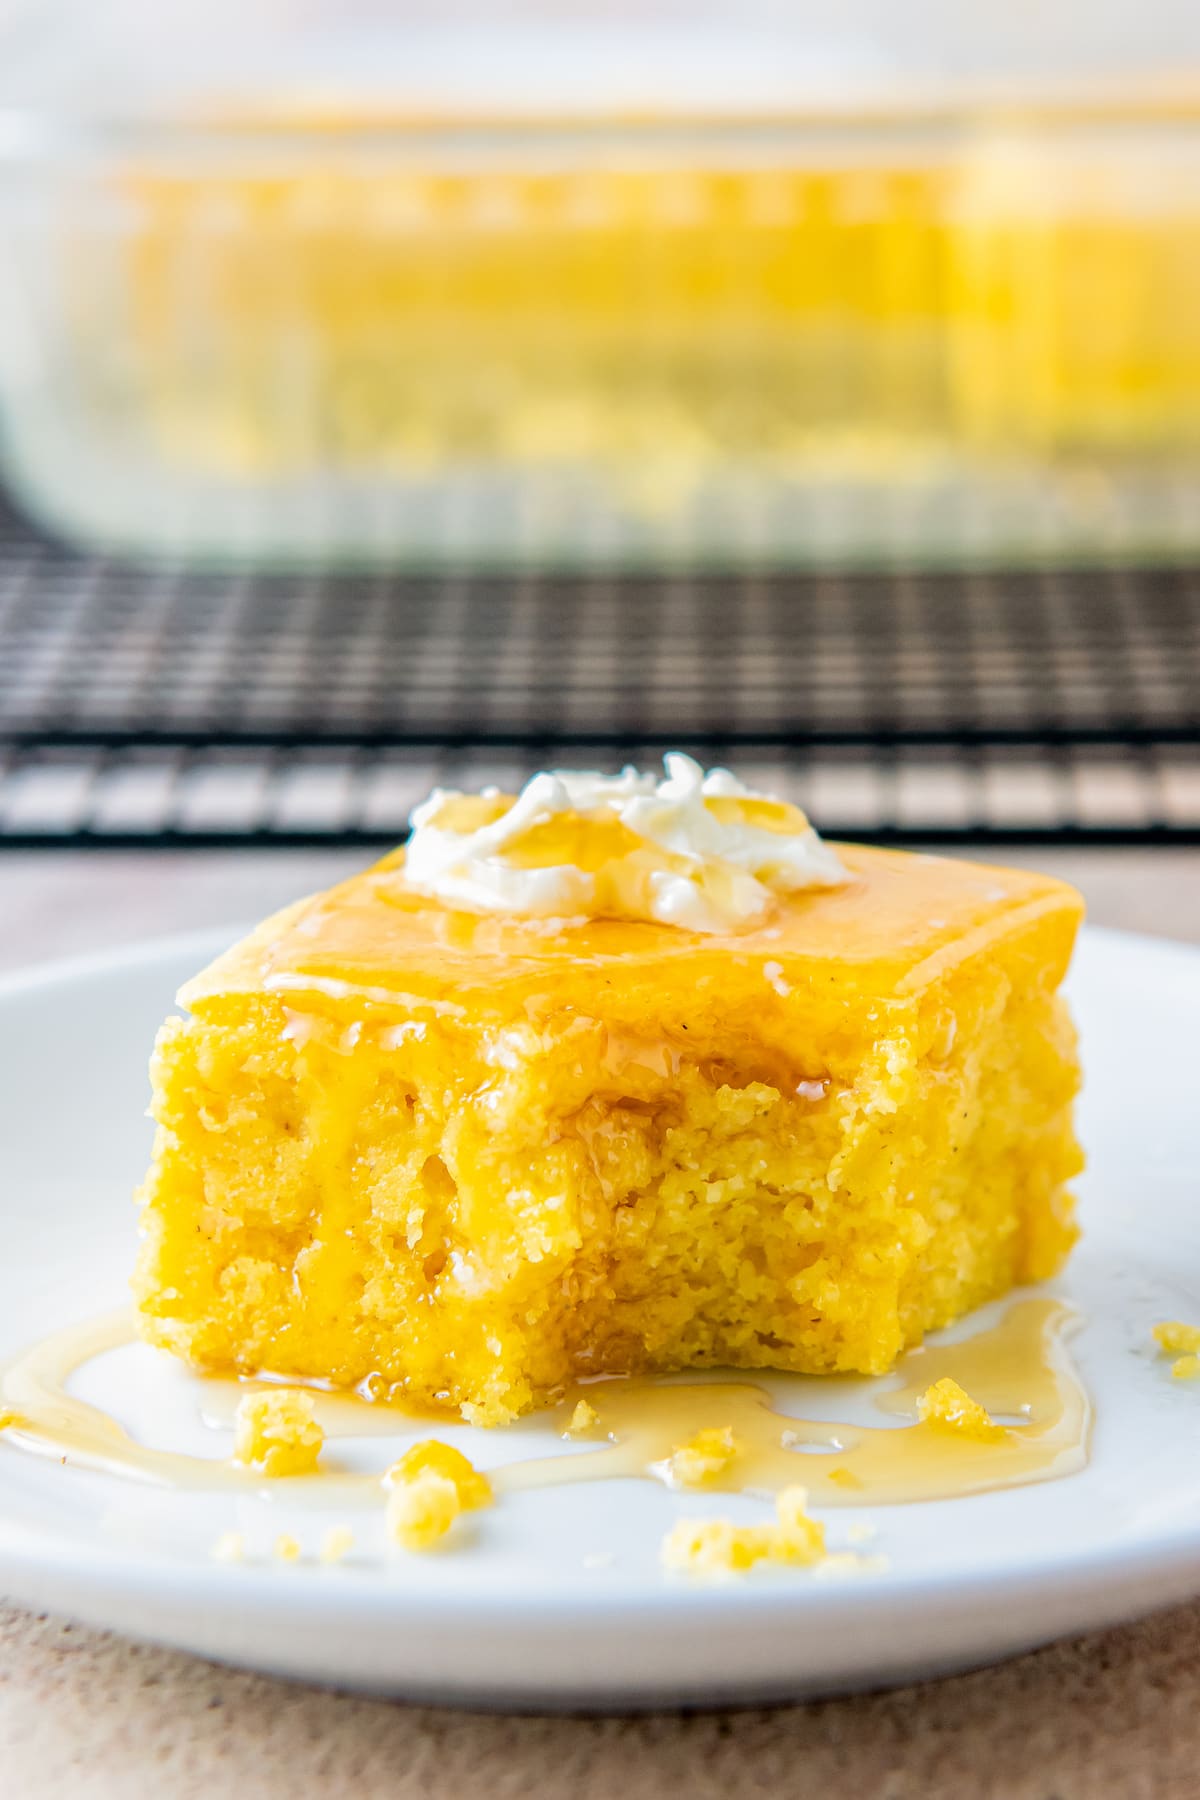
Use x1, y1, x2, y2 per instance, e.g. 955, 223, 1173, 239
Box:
661, 1485, 827, 1577
827, 1465, 863, 1491
385, 1440, 492, 1551
773, 1485, 828, 1564
210, 1529, 245, 1564
1151, 1323, 1200, 1382
388, 1440, 493, 1508
273, 1533, 302, 1562
666, 1426, 738, 1487
917, 1377, 1006, 1442
1153, 1321, 1200, 1356
320, 1525, 355, 1564
386, 1472, 463, 1550
565, 1400, 599, 1437
233, 1388, 323, 1477
662, 1518, 774, 1575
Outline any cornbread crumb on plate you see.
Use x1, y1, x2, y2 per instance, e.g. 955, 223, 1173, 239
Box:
1153, 1321, 1200, 1381
917, 1377, 1007, 1442
320, 1525, 355, 1564
210, 1529, 245, 1564
233, 1388, 323, 1476
1152, 1321, 1200, 1354
565, 1399, 599, 1437
386, 1472, 462, 1551
273, 1533, 302, 1563
385, 1441, 492, 1552
662, 1485, 827, 1576
133, 762, 1083, 1425
665, 1426, 739, 1487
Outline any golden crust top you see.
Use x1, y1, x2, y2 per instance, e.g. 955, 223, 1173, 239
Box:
181, 843, 1083, 1017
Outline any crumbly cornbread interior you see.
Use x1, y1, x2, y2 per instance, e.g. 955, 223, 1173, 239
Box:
133, 844, 1083, 1425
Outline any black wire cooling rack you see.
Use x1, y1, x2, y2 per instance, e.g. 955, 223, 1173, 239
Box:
1, 493, 1198, 848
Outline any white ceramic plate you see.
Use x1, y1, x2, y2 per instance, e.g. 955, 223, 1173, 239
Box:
0, 924, 1197, 1709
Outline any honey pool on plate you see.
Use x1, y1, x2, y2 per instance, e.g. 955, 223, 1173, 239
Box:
0, 1296, 1089, 1522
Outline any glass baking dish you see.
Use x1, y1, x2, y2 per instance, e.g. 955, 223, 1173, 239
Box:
0, 0, 1198, 568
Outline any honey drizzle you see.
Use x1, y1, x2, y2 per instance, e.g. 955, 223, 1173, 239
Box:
0, 1299, 1089, 1511
0, 1310, 378, 1507
503, 1299, 1089, 1506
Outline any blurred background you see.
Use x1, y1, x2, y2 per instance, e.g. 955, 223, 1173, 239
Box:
0, 0, 1197, 884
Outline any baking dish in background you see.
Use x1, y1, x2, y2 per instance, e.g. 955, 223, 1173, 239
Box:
0, 0, 1197, 569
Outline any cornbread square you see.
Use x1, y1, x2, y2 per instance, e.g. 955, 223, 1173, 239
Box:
134, 844, 1083, 1424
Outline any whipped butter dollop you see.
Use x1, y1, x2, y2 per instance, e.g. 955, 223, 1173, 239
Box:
403, 754, 846, 933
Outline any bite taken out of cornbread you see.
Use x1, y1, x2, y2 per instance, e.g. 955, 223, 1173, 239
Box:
133, 757, 1084, 1425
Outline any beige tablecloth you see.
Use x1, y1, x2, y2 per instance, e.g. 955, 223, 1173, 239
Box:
2, 848, 1198, 1800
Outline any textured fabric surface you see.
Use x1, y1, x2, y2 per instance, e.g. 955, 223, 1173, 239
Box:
2, 1600, 1200, 1800
1, 849, 1197, 1798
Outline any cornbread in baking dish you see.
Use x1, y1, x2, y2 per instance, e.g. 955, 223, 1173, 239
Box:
133, 775, 1083, 1425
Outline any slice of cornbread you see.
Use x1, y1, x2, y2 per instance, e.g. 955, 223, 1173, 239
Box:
133, 844, 1083, 1424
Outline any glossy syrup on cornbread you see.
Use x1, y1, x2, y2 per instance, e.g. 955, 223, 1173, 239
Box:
132, 765, 1083, 1427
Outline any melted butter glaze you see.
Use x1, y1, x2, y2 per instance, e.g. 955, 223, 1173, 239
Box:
0, 1299, 1088, 1511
